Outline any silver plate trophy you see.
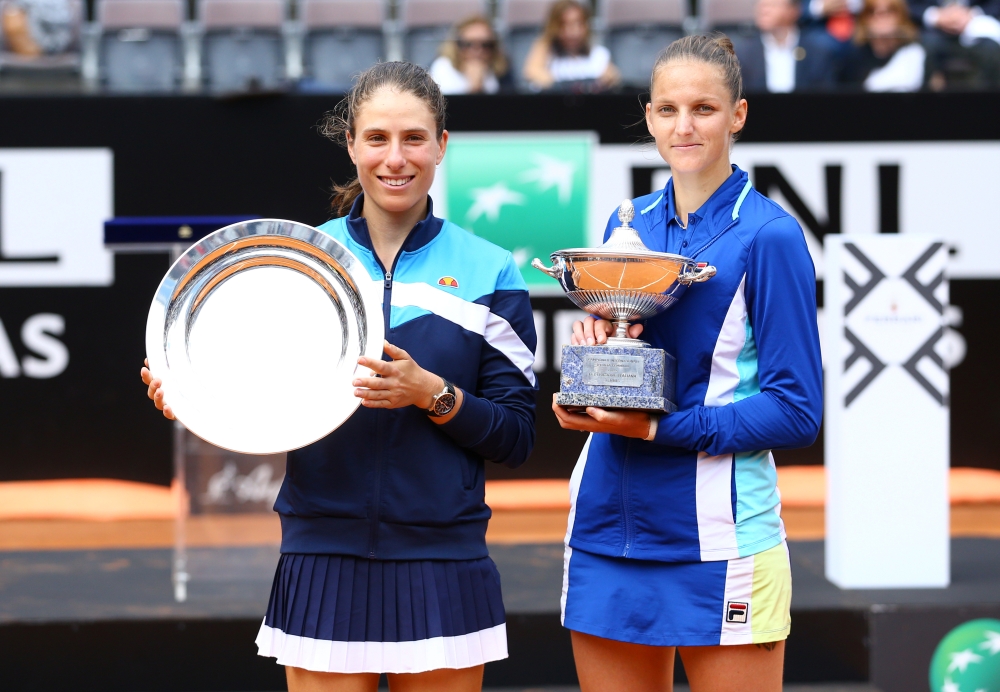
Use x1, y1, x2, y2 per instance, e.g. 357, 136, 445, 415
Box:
146, 219, 383, 454
532, 200, 716, 412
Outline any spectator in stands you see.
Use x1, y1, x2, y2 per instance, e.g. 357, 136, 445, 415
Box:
430, 15, 513, 94
843, 0, 926, 90
0, 0, 73, 57
732, 0, 841, 91
909, 0, 1000, 87
522, 0, 621, 92
802, 0, 862, 44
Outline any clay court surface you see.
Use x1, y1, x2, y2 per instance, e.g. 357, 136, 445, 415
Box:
1, 467, 998, 551
3, 470, 998, 691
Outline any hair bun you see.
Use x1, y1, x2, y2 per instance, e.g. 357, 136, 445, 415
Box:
650, 33, 744, 103
714, 35, 736, 56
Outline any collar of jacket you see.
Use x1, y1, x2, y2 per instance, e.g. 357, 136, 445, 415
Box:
645, 165, 751, 233
344, 194, 445, 259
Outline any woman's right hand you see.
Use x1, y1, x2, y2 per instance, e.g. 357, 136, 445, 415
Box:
572, 316, 643, 345
463, 58, 489, 92
140, 358, 175, 420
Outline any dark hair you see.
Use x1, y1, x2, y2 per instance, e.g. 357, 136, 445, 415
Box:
320, 62, 447, 216
543, 0, 591, 57
855, 0, 918, 46
440, 15, 509, 77
650, 34, 744, 104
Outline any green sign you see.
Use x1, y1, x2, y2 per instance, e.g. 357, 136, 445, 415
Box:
929, 618, 1000, 692
441, 133, 592, 293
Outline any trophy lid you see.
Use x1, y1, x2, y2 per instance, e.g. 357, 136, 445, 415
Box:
550, 199, 694, 263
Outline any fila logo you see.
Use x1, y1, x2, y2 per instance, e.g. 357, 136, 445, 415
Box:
726, 601, 748, 624
438, 276, 459, 288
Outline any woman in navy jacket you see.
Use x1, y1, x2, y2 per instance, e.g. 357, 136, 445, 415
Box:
142, 62, 537, 692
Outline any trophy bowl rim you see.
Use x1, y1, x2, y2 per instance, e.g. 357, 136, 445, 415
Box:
551, 248, 697, 263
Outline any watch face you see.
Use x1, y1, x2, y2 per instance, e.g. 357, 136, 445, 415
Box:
433, 392, 457, 416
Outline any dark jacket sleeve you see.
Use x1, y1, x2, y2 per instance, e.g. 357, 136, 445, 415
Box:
438, 255, 538, 468
732, 32, 769, 93
977, 0, 1000, 19
798, 30, 841, 91
653, 215, 824, 455
908, 0, 935, 24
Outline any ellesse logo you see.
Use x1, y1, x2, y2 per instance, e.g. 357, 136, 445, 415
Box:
438, 276, 459, 288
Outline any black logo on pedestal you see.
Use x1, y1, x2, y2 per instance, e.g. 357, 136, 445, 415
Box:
842, 242, 947, 407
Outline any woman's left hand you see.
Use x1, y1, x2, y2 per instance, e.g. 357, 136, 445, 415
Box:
552, 394, 652, 439
354, 341, 443, 410
597, 63, 622, 89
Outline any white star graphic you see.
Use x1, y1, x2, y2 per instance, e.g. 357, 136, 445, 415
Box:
948, 648, 984, 673
979, 630, 1000, 655
466, 182, 526, 223
520, 154, 576, 204
942, 678, 960, 692
511, 247, 532, 268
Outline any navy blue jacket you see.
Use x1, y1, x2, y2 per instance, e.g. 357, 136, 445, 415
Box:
274, 196, 538, 560
732, 29, 841, 92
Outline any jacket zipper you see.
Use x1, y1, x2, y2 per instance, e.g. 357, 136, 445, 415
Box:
368, 251, 401, 559
619, 210, 739, 557
621, 440, 634, 557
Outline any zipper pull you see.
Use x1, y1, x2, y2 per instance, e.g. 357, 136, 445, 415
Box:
384, 271, 392, 289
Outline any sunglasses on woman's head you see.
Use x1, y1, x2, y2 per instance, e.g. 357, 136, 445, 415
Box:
457, 39, 496, 50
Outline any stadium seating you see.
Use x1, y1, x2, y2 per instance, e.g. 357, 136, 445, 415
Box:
602, 0, 688, 87
700, 0, 757, 32
98, 0, 184, 92
399, 0, 488, 68
0, 0, 83, 76
603, 0, 686, 87
299, 0, 385, 91
200, 0, 286, 92
497, 0, 549, 89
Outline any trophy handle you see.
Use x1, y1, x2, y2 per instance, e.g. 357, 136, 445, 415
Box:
531, 258, 563, 279
679, 263, 717, 285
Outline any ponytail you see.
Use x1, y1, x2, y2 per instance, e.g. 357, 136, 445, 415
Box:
331, 177, 363, 216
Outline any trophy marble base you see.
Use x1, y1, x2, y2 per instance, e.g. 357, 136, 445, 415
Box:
557, 344, 677, 413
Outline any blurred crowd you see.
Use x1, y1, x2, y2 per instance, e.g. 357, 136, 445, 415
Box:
0, 0, 997, 93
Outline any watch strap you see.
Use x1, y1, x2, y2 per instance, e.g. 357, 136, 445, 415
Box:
427, 379, 457, 417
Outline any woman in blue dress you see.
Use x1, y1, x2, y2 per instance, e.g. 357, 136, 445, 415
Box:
142, 62, 538, 692
553, 35, 823, 692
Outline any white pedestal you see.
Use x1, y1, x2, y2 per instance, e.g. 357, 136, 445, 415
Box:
824, 235, 950, 589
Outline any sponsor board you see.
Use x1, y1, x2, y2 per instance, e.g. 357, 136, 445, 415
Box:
437, 137, 1000, 288
0, 149, 113, 287
594, 141, 1000, 280
432, 133, 593, 293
